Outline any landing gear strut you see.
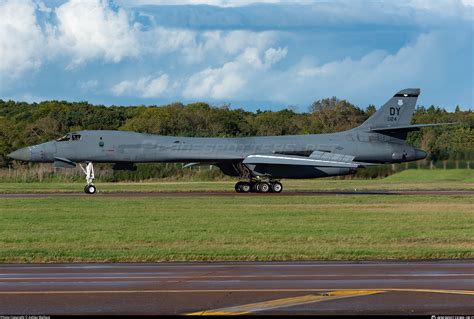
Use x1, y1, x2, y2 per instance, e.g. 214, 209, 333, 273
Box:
79, 162, 96, 194
232, 163, 283, 194
234, 180, 283, 193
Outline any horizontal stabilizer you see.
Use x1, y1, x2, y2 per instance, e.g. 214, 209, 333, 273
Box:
243, 154, 371, 168
370, 123, 458, 133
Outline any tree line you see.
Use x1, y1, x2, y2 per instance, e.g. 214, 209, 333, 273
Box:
0, 98, 472, 172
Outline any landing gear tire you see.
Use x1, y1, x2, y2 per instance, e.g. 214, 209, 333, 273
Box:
271, 182, 283, 193
237, 179, 282, 194
252, 182, 260, 193
259, 182, 270, 193
235, 181, 244, 193
240, 182, 251, 193
235, 181, 252, 193
84, 184, 96, 194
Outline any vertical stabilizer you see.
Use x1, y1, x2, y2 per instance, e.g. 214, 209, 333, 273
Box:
360, 88, 420, 129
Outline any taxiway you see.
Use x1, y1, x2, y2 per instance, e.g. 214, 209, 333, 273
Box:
0, 260, 472, 315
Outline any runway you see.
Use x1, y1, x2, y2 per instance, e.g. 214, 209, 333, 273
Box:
0, 261, 472, 315
0, 189, 473, 198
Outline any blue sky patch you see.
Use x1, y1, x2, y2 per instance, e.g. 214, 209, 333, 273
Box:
0, 0, 472, 111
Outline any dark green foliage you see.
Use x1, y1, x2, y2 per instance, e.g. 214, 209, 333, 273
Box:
309, 97, 367, 133
408, 106, 474, 161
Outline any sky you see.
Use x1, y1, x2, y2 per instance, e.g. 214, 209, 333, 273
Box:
0, 0, 473, 112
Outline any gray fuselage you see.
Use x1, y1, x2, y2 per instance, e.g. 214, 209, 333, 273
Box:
19, 127, 425, 180
8, 88, 432, 181
30, 129, 421, 164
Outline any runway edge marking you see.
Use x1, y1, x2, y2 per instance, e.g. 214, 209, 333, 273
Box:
185, 290, 384, 315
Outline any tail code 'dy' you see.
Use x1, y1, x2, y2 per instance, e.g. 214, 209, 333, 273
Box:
360, 88, 420, 129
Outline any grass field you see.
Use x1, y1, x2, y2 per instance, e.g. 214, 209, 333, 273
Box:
0, 169, 473, 262
1, 195, 472, 262
0, 169, 472, 193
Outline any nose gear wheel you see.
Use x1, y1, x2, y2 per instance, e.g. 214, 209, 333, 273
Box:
79, 162, 97, 195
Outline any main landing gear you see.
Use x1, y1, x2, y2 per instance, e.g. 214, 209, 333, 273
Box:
235, 180, 283, 193
79, 162, 96, 194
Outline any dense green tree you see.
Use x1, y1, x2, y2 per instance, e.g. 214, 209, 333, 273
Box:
309, 97, 367, 133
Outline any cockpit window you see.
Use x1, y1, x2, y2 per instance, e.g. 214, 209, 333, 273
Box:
56, 133, 81, 142
56, 134, 70, 142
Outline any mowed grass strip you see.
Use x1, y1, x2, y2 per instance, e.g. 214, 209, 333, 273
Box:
1, 195, 472, 262
0, 170, 472, 193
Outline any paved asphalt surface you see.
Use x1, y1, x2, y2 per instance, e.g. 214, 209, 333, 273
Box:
0, 190, 473, 198
0, 261, 472, 315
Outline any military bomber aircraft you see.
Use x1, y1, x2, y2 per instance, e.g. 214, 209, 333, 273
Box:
8, 88, 452, 194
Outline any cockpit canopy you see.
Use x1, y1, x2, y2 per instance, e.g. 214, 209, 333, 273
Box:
56, 133, 81, 142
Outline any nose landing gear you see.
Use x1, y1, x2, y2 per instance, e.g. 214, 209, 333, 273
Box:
79, 162, 96, 194
235, 180, 283, 193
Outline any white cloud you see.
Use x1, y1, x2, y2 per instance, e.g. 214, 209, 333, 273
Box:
146, 27, 196, 55
264, 47, 287, 65
118, 0, 313, 7
182, 30, 469, 107
55, 0, 139, 66
112, 74, 170, 98
0, 0, 45, 79
183, 46, 287, 99
220, 31, 279, 55
184, 66, 246, 100
403, 0, 474, 22
185, 30, 279, 64
263, 31, 468, 106
1, 0, 471, 109
0, 0, 282, 88
144, 28, 280, 65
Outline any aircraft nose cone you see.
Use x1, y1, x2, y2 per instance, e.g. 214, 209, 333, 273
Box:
8, 147, 31, 161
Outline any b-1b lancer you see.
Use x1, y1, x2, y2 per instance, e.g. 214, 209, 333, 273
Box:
8, 88, 452, 194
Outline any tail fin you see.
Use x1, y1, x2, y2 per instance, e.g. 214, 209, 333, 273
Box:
360, 88, 420, 129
